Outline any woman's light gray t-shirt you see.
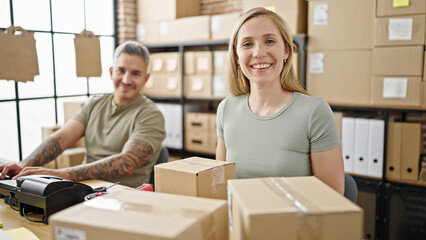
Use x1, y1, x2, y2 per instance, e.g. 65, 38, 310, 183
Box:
216, 92, 340, 179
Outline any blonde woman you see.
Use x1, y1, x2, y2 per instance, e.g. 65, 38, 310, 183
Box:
216, 8, 344, 194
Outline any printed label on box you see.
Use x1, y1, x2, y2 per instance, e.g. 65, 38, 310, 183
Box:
136, 23, 146, 41
214, 52, 224, 68
383, 77, 408, 98
167, 77, 178, 90
152, 59, 163, 72
213, 76, 225, 97
309, 53, 324, 74
167, 58, 177, 72
211, 16, 221, 32
192, 77, 204, 92
55, 227, 87, 240
145, 75, 154, 88
197, 57, 209, 71
159, 22, 168, 36
388, 18, 413, 41
393, 0, 410, 8
314, 4, 328, 26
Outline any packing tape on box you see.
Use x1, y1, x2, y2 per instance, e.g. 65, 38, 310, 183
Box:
262, 178, 323, 240
84, 196, 216, 239
178, 159, 226, 194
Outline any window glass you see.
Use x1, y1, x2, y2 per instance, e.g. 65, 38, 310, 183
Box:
13, 0, 51, 31
0, 81, 16, 100
0, 0, 11, 28
18, 33, 54, 98
19, 99, 56, 159
54, 33, 88, 96
89, 36, 114, 94
86, 0, 114, 35
51, 0, 84, 33
56, 96, 88, 125
0, 102, 19, 161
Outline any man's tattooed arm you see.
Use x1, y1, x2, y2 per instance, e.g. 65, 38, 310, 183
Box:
23, 137, 63, 166
66, 139, 153, 181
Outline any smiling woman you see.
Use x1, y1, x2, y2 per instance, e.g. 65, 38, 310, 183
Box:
216, 7, 345, 195
0, 0, 115, 162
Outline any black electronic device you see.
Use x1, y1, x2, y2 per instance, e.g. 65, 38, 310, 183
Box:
0, 175, 94, 223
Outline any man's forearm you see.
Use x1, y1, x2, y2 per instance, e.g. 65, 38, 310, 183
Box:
23, 137, 63, 166
66, 139, 153, 181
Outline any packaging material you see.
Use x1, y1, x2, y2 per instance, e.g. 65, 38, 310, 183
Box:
306, 50, 372, 105
386, 122, 402, 180
50, 189, 228, 240
371, 77, 421, 107
155, 157, 235, 200
63, 101, 86, 148
74, 30, 102, 77
228, 177, 363, 240
0, 25, 39, 82
137, 0, 200, 23
56, 147, 86, 169
210, 13, 240, 40
373, 46, 424, 76
376, 0, 426, 17
243, 0, 307, 34
374, 14, 426, 47
307, 0, 375, 50
179, 15, 210, 42
184, 74, 213, 99
137, 22, 159, 44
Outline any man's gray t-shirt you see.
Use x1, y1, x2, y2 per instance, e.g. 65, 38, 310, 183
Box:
73, 94, 165, 187
217, 92, 340, 179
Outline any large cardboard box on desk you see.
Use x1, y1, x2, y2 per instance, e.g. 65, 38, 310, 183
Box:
49, 189, 228, 240
228, 177, 363, 240
155, 157, 235, 200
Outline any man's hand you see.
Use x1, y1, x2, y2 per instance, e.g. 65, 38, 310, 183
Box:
0, 162, 26, 179
11, 166, 69, 180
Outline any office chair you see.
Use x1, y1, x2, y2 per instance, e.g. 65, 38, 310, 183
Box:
149, 147, 169, 185
344, 173, 358, 203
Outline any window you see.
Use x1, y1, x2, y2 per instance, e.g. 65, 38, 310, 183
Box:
0, 0, 116, 161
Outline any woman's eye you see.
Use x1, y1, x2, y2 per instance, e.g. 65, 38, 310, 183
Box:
242, 42, 252, 47
266, 39, 275, 45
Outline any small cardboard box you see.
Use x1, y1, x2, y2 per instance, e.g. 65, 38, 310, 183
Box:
56, 147, 86, 169
184, 74, 213, 99
376, 0, 426, 17
213, 50, 229, 74
373, 46, 424, 76
137, 22, 159, 44
210, 13, 241, 40
155, 157, 235, 200
371, 76, 422, 107
137, 0, 200, 23
179, 15, 210, 42
374, 14, 426, 47
50, 189, 228, 240
228, 177, 363, 240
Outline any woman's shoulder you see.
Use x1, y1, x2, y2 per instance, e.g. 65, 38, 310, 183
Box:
294, 92, 327, 106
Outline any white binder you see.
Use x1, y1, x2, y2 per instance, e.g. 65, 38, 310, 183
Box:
169, 104, 183, 149
353, 118, 370, 176
367, 119, 385, 178
341, 117, 356, 173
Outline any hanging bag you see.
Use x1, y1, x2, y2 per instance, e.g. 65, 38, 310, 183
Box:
0, 25, 39, 82
74, 29, 102, 77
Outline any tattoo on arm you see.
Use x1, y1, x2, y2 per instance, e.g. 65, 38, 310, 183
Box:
24, 137, 62, 166
67, 139, 154, 181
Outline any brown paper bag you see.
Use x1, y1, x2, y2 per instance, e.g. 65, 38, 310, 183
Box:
0, 26, 39, 82
74, 29, 102, 77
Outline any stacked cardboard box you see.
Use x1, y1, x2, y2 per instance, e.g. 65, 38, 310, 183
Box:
372, 0, 426, 107
184, 112, 217, 154
136, 0, 239, 44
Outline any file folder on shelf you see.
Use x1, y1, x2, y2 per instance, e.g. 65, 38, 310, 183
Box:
354, 118, 370, 176
367, 119, 385, 178
342, 117, 356, 173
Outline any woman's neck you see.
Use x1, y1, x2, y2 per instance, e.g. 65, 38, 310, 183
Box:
248, 86, 293, 116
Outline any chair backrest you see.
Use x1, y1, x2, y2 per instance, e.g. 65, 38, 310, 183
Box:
149, 147, 169, 185
344, 173, 358, 203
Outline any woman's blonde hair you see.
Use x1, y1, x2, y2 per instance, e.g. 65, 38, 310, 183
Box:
228, 7, 307, 96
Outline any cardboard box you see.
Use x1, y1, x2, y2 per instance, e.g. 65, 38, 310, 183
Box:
243, 0, 307, 34
158, 20, 182, 43
373, 46, 424, 76
371, 77, 422, 107
185, 131, 213, 154
184, 51, 196, 74
386, 122, 402, 180
307, 50, 372, 105
374, 14, 426, 46
137, 0, 200, 23
50, 189, 228, 240
185, 112, 211, 132
376, 0, 426, 17
155, 157, 235, 199
136, 22, 159, 44
424, 50, 426, 81
212, 74, 229, 98
56, 147, 85, 169
149, 52, 181, 74
422, 82, 426, 107
210, 13, 240, 40
63, 101, 86, 148
228, 177, 363, 240
142, 74, 163, 97
184, 74, 213, 99
179, 15, 210, 42
195, 51, 213, 74
213, 50, 229, 74
307, 0, 375, 50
